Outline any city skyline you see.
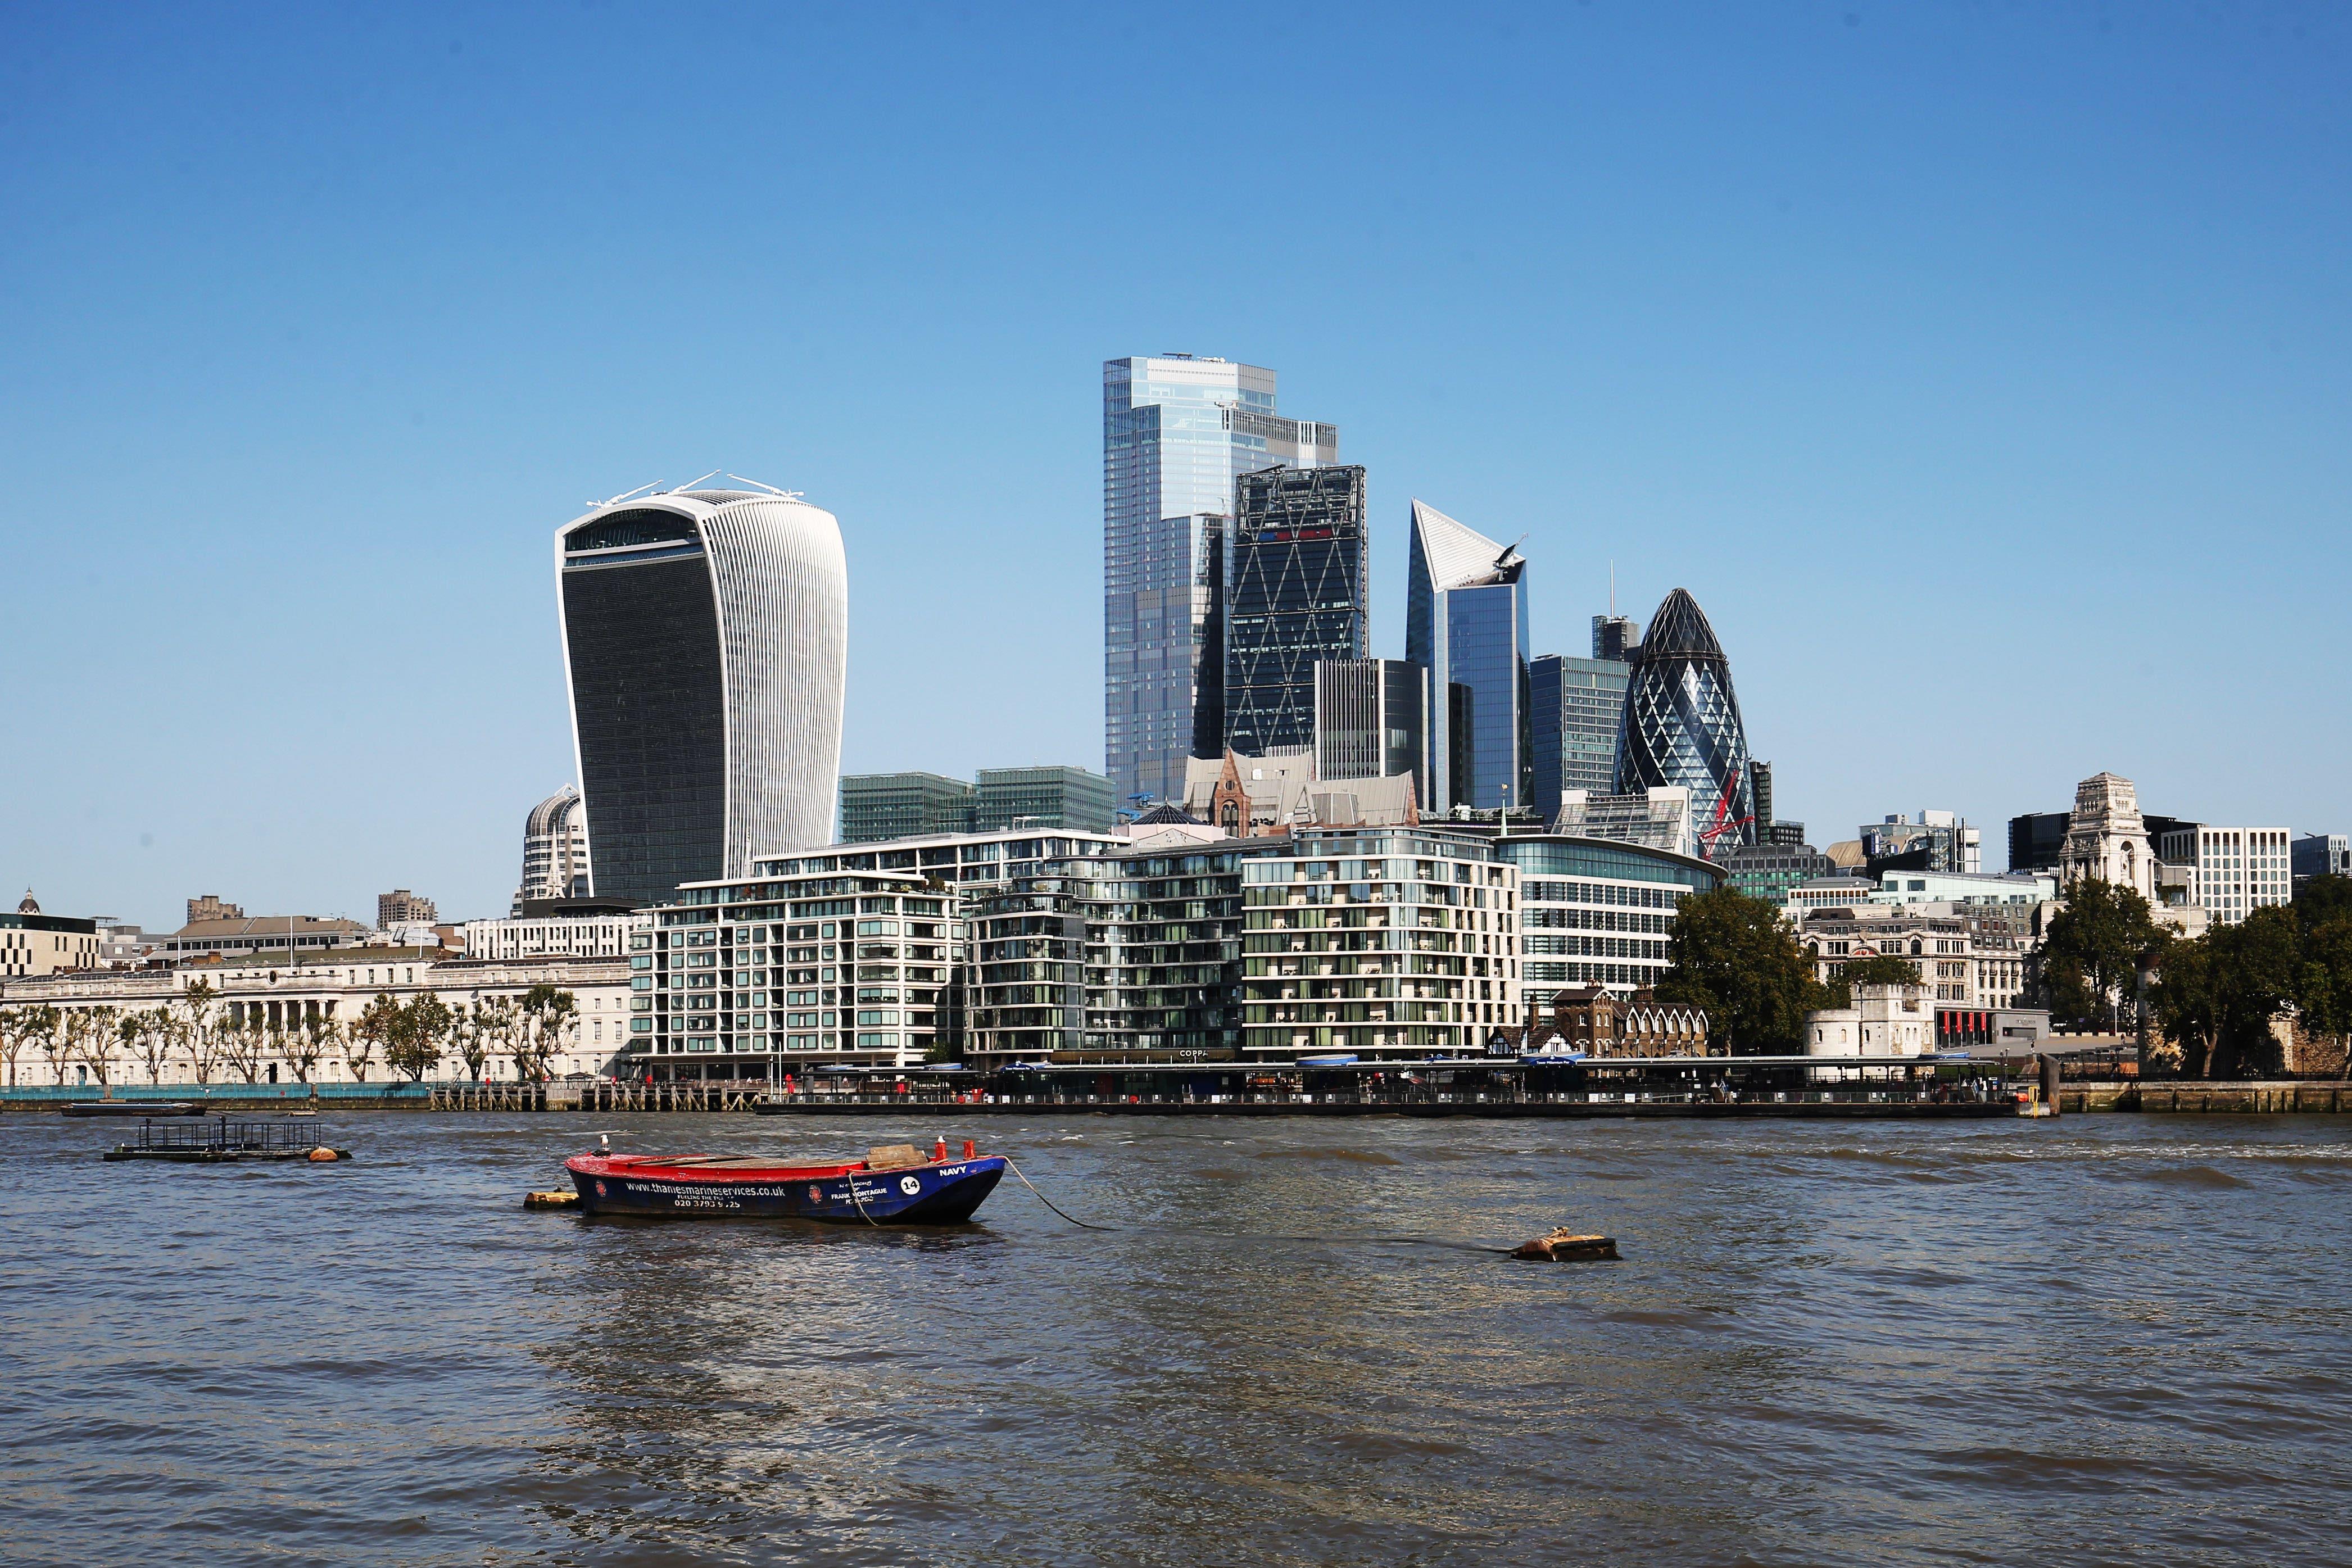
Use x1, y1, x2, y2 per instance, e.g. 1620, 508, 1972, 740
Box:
4, 7, 2347, 926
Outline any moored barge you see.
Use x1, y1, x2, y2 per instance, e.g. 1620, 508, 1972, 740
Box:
564, 1141, 1006, 1223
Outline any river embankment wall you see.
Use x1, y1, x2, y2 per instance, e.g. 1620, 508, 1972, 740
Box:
9, 1081, 2349, 1116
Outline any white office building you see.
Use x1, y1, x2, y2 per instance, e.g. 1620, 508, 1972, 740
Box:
2157, 824, 2295, 927
464, 908, 651, 962
512, 786, 591, 914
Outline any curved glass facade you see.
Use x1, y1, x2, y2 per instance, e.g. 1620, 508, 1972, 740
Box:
1497, 834, 1721, 1003
558, 488, 846, 911
1493, 835, 1724, 890
1615, 588, 1754, 853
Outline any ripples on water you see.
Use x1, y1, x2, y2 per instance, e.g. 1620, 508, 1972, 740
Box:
2, 1111, 2349, 1566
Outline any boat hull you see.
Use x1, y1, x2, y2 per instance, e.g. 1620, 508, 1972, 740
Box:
565, 1154, 1006, 1224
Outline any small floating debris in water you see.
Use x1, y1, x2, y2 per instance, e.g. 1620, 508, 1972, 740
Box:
523, 1190, 581, 1210
1510, 1228, 1620, 1262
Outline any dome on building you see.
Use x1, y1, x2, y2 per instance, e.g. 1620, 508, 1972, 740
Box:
527, 785, 583, 839
17, 888, 38, 915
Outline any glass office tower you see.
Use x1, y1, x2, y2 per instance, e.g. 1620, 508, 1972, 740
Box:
1224, 465, 1370, 755
1406, 500, 1530, 813
1313, 658, 1429, 798
1103, 356, 1337, 804
1530, 654, 1632, 822
556, 482, 847, 907
1615, 588, 1755, 855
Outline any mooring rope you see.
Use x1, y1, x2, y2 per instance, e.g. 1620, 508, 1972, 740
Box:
1000, 1155, 1118, 1231
847, 1167, 880, 1226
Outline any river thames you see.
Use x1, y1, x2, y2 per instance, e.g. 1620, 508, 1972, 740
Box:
3, 1110, 2348, 1566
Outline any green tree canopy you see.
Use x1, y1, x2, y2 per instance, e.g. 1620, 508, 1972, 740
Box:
1656, 886, 1832, 1053
2036, 878, 2165, 1032
1836, 953, 1922, 995
388, 994, 453, 1082
2152, 894, 2347, 1079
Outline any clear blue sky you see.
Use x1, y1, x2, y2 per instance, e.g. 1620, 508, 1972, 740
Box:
2, 2, 2345, 927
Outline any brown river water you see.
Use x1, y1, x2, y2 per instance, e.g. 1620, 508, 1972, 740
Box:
2, 1110, 2349, 1566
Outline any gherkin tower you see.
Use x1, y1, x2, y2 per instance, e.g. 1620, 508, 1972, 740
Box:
1615, 588, 1753, 854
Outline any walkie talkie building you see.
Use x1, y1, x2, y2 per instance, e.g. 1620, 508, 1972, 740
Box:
555, 482, 847, 907
1614, 588, 1754, 855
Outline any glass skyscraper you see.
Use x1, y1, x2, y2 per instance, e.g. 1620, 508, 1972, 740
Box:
1406, 500, 1530, 813
1615, 588, 1755, 856
1530, 654, 1631, 822
556, 482, 847, 906
1225, 465, 1370, 755
1103, 356, 1336, 804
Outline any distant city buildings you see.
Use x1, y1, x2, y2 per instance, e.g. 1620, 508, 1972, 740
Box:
2156, 823, 2294, 927
1530, 654, 1628, 821
1223, 465, 1370, 758
463, 900, 649, 963
838, 767, 1115, 844
157, 913, 374, 962
1313, 658, 1427, 801
1862, 812, 1982, 875
1407, 500, 1530, 813
377, 889, 437, 928
513, 786, 591, 914
187, 894, 243, 925
1, 954, 633, 1084
2294, 833, 2350, 887
2, 891, 101, 977
1590, 614, 1639, 661
2007, 811, 2069, 874
1614, 589, 1755, 855
1519, 985, 1714, 1058
1497, 835, 1723, 1008
967, 826, 1528, 1067
1184, 749, 1418, 835
1553, 787, 1698, 860
839, 772, 977, 844
556, 479, 846, 907
1797, 905, 2033, 1012
1102, 355, 1337, 804
974, 767, 1117, 834
1717, 842, 1837, 903
2059, 772, 2158, 904
1867, 870, 2055, 908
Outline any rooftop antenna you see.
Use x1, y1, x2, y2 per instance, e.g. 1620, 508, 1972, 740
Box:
672, 469, 723, 494
599, 480, 664, 508
724, 473, 804, 500
1609, 560, 1616, 617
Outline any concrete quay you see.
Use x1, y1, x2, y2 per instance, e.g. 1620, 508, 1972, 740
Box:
2060, 1080, 2352, 1114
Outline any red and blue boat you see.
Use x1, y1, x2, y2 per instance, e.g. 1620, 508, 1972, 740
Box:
563, 1140, 1006, 1223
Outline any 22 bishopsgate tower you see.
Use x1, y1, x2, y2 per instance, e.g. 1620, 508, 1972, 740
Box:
1103, 356, 1337, 803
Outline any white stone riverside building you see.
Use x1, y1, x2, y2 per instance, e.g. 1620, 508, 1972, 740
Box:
0, 956, 630, 1088
464, 907, 650, 962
